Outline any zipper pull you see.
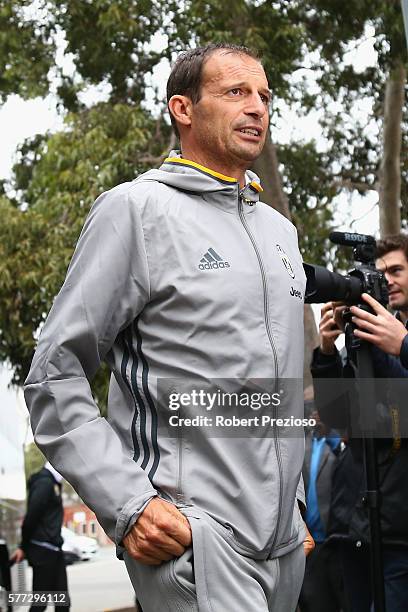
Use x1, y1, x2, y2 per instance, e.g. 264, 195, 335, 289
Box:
240, 181, 261, 206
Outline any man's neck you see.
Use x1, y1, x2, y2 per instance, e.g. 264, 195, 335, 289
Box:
179, 148, 247, 188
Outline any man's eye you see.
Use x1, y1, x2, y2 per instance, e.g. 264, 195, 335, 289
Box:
260, 94, 270, 104
229, 88, 241, 95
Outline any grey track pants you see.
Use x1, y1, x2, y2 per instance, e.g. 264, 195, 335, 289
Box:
124, 508, 305, 612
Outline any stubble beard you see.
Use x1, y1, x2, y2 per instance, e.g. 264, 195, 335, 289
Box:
217, 133, 266, 174
192, 120, 265, 175
390, 293, 408, 313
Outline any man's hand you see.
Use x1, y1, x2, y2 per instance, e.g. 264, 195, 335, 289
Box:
123, 497, 192, 566
303, 525, 315, 556
319, 302, 345, 355
10, 548, 25, 564
351, 293, 408, 356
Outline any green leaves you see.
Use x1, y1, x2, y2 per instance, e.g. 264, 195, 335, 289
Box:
1, 0, 407, 389
0, 103, 168, 386
52, 0, 167, 103
0, 0, 55, 103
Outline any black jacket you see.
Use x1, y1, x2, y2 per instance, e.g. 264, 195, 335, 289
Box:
311, 346, 408, 547
21, 468, 64, 560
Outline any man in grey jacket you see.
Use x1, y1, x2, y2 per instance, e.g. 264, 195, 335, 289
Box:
25, 43, 310, 611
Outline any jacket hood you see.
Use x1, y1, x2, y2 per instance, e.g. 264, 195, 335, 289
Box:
138, 151, 263, 205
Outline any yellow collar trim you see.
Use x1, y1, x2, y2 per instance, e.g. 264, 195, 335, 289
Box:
249, 180, 263, 193
164, 157, 237, 184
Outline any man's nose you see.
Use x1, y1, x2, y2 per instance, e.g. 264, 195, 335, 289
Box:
245, 93, 267, 118
384, 272, 394, 285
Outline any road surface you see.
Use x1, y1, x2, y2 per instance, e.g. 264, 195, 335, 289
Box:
11, 546, 136, 612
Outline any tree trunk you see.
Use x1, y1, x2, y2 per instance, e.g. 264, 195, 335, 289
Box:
251, 127, 291, 218
379, 62, 406, 237
252, 129, 318, 388
303, 303, 319, 389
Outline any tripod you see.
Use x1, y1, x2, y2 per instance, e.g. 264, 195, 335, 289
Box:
344, 321, 386, 612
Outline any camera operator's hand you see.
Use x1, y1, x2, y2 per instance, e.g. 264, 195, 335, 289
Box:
123, 497, 192, 565
351, 293, 408, 356
319, 302, 345, 355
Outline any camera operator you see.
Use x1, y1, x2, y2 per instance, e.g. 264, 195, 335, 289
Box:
351, 235, 408, 367
311, 233, 408, 612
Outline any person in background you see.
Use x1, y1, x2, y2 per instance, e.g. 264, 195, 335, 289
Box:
10, 462, 70, 611
299, 389, 347, 612
311, 233, 408, 611
0, 534, 12, 612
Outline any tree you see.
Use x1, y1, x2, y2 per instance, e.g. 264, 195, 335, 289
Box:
1, 0, 405, 390
0, 0, 54, 103
24, 442, 45, 482
0, 1, 309, 389
0, 102, 169, 388
295, 0, 407, 237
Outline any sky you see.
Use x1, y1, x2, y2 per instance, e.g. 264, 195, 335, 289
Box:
0, 26, 380, 477
0, 365, 28, 499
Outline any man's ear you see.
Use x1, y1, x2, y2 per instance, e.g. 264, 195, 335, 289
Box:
168, 95, 193, 129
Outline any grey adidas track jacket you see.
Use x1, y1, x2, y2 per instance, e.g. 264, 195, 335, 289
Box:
25, 152, 307, 560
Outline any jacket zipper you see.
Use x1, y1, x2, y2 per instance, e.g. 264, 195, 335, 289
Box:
176, 422, 184, 504
237, 190, 283, 556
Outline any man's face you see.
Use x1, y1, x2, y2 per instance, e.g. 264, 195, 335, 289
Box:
376, 249, 408, 311
188, 51, 270, 169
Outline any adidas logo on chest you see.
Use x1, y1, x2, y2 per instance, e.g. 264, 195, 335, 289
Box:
198, 247, 230, 271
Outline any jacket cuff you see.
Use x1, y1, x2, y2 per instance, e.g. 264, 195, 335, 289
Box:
311, 346, 342, 375
312, 346, 338, 365
115, 491, 157, 545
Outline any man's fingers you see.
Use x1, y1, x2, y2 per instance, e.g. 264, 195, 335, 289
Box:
353, 329, 376, 344
320, 318, 342, 335
123, 498, 192, 566
320, 316, 336, 330
351, 317, 377, 334
333, 306, 347, 330
125, 525, 187, 558
164, 516, 192, 547
123, 498, 191, 564
153, 502, 192, 547
320, 306, 336, 318
127, 541, 174, 562
360, 292, 384, 313
350, 305, 379, 323
136, 542, 175, 562
145, 530, 187, 557
320, 309, 339, 329
324, 329, 342, 338
320, 302, 334, 315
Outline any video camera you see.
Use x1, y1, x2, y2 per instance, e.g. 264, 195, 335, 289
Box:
303, 231, 388, 306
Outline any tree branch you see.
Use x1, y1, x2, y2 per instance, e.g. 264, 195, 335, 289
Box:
332, 178, 376, 193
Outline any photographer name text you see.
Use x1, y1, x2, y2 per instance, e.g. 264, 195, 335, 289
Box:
168, 415, 316, 428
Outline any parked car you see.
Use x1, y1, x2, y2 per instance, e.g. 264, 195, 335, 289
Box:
62, 527, 99, 562
61, 530, 81, 565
